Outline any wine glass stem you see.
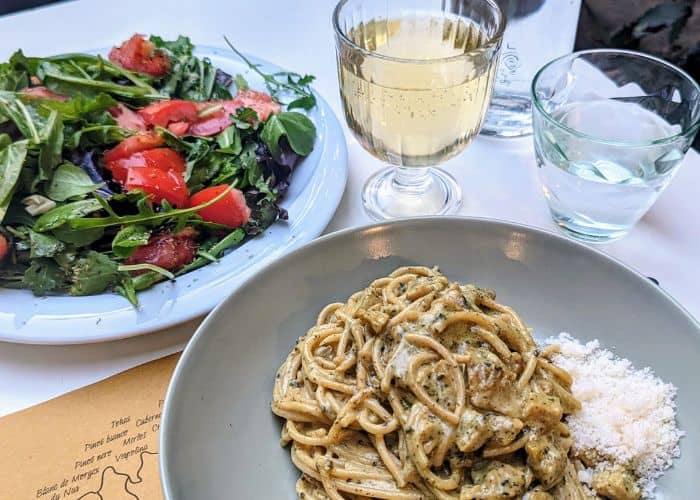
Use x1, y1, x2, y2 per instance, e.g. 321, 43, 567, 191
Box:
392, 166, 431, 194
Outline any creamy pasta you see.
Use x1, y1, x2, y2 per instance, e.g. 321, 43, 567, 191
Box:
272, 267, 641, 499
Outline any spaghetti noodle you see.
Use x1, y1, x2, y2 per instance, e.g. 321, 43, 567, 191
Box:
271, 267, 632, 499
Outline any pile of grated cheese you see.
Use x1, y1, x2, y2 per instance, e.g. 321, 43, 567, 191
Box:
547, 333, 683, 498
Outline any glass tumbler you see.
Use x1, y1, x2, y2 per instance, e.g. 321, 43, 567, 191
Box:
532, 49, 700, 242
333, 0, 505, 220
480, 0, 582, 137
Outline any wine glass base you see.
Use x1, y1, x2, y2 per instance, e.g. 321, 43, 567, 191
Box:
362, 167, 463, 221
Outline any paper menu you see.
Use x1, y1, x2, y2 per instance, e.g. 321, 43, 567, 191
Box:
0, 353, 180, 500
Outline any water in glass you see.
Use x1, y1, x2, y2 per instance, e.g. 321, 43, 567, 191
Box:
535, 99, 684, 241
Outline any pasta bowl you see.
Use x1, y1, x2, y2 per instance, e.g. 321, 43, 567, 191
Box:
160, 217, 700, 499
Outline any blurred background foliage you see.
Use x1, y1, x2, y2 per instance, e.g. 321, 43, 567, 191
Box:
576, 0, 699, 148
576, 0, 699, 83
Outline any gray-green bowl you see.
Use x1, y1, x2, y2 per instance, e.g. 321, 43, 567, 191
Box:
160, 217, 699, 499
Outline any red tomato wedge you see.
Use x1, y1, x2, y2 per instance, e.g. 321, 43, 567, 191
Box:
232, 90, 281, 122
103, 132, 164, 164
189, 185, 251, 227
108, 34, 170, 77
124, 167, 188, 207
0, 234, 8, 263
138, 100, 198, 128
109, 103, 147, 132
188, 111, 229, 137
189, 90, 281, 137
106, 148, 186, 183
167, 121, 190, 136
22, 86, 67, 101
125, 228, 198, 272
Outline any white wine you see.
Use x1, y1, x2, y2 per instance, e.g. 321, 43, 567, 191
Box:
338, 16, 498, 166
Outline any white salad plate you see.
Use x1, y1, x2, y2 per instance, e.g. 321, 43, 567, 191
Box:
160, 217, 699, 500
0, 45, 348, 344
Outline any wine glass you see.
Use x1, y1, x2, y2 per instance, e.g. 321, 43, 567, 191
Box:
333, 0, 505, 220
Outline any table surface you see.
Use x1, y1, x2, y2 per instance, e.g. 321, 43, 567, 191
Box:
0, 0, 698, 417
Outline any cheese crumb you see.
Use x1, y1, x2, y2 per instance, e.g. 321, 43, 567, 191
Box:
548, 333, 683, 498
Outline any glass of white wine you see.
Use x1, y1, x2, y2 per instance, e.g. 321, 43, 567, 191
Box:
333, 0, 505, 220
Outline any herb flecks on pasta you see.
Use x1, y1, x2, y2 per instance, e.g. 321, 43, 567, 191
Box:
272, 267, 641, 499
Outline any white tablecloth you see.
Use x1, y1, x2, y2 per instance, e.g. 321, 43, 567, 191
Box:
0, 0, 698, 416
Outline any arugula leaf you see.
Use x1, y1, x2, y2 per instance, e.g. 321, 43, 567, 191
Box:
12, 51, 157, 93
52, 225, 104, 246
216, 126, 242, 155
38, 93, 117, 122
234, 74, 249, 91
37, 61, 162, 102
115, 275, 138, 306
234, 107, 258, 128
187, 151, 229, 191
37, 109, 63, 183
150, 35, 232, 101
287, 95, 317, 111
261, 111, 316, 158
66, 124, 131, 149
118, 263, 173, 279
29, 230, 65, 258
112, 225, 151, 258
149, 35, 194, 57
46, 163, 104, 202
0, 140, 28, 223
68, 184, 234, 230
23, 258, 66, 295
7, 50, 38, 75
246, 198, 285, 235
0, 91, 44, 142
179, 227, 246, 274
211, 142, 257, 186
0, 62, 29, 91
34, 198, 103, 232
224, 37, 316, 110
69, 251, 121, 296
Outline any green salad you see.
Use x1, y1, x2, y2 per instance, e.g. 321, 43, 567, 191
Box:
0, 34, 316, 304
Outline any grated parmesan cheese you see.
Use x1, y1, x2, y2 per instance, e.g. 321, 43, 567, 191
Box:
547, 333, 683, 498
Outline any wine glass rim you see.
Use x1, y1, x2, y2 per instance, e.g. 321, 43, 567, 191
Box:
332, 0, 506, 65
531, 48, 700, 147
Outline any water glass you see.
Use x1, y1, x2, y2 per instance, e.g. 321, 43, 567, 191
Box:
531, 49, 700, 242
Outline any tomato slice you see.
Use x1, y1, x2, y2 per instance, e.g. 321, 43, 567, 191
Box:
138, 100, 198, 128
189, 185, 251, 227
21, 86, 68, 101
109, 103, 147, 132
231, 89, 281, 122
124, 167, 188, 207
167, 121, 190, 136
189, 90, 281, 137
108, 34, 170, 77
188, 110, 230, 137
106, 148, 186, 183
103, 132, 164, 164
124, 229, 198, 271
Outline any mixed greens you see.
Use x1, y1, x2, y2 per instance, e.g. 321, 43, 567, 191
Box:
0, 34, 317, 304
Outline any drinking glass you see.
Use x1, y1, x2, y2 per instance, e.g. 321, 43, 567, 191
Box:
333, 0, 505, 220
532, 50, 700, 242
480, 0, 582, 137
